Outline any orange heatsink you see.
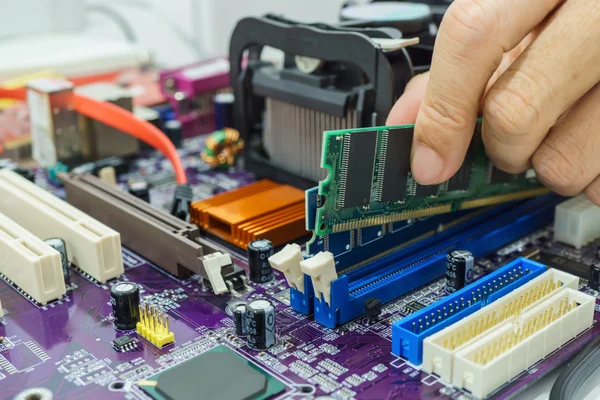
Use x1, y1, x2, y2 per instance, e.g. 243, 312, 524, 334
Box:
190, 179, 308, 249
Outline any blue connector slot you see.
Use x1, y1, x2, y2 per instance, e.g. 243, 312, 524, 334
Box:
391, 257, 546, 364
289, 278, 314, 315
312, 195, 560, 327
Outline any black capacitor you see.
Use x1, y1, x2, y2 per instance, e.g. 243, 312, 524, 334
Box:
590, 263, 600, 291
128, 180, 150, 202
234, 304, 247, 336
213, 93, 235, 130
247, 239, 274, 283
245, 299, 275, 350
446, 250, 475, 294
364, 297, 382, 324
110, 282, 140, 330
44, 238, 70, 279
164, 120, 183, 148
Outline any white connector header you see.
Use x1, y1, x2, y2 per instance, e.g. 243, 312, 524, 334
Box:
0, 169, 123, 283
0, 211, 66, 304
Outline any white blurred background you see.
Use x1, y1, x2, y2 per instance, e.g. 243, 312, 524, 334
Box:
0, 0, 345, 79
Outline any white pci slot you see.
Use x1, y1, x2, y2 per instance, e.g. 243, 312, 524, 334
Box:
0, 169, 123, 283
0, 211, 66, 304
452, 288, 594, 399
423, 269, 578, 382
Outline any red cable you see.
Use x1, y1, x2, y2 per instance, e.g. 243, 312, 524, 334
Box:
0, 87, 187, 184
73, 94, 187, 184
0, 87, 26, 100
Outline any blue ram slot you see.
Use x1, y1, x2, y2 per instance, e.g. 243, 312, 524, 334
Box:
289, 278, 314, 315
306, 203, 500, 270
312, 194, 561, 327
391, 258, 546, 364
298, 187, 505, 317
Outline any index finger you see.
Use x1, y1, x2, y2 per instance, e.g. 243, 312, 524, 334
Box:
411, 0, 562, 185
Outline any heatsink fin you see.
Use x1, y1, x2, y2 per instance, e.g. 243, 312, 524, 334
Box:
191, 179, 307, 249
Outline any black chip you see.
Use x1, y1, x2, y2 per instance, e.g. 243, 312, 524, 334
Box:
403, 300, 426, 314
112, 335, 137, 352
155, 350, 268, 400
415, 183, 439, 197
342, 131, 377, 208
538, 254, 589, 279
489, 165, 513, 185
447, 136, 477, 192
380, 127, 413, 202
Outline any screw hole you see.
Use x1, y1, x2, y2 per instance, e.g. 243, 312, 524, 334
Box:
299, 385, 314, 394
109, 381, 125, 391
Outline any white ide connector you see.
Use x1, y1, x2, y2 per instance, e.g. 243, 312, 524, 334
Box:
0, 211, 66, 304
452, 288, 594, 399
554, 195, 600, 249
0, 169, 123, 283
423, 269, 578, 382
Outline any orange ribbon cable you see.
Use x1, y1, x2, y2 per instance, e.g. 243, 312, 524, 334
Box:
0, 87, 187, 184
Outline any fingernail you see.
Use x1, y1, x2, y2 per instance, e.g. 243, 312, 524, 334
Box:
412, 143, 444, 185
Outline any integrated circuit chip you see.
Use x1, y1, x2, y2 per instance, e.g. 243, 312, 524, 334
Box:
138, 345, 285, 400
380, 127, 413, 202
414, 183, 439, 197
488, 164, 513, 185
447, 131, 478, 191
403, 300, 426, 315
112, 335, 138, 352
341, 131, 377, 208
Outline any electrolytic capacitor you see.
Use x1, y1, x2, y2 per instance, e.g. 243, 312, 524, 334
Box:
234, 304, 247, 336
245, 299, 275, 350
110, 282, 140, 330
213, 93, 235, 130
164, 120, 183, 148
44, 238, 70, 279
590, 263, 600, 291
247, 239, 274, 283
446, 250, 474, 294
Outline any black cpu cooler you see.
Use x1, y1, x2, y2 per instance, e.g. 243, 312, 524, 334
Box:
229, 2, 450, 189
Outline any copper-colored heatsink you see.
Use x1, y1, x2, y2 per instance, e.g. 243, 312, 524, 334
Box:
190, 179, 308, 249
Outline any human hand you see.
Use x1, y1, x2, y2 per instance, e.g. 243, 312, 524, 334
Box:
387, 0, 600, 204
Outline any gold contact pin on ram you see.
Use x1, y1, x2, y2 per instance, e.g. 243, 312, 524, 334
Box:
332, 204, 453, 233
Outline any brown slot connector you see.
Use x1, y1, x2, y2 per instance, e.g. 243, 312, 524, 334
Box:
58, 172, 231, 288
191, 179, 308, 249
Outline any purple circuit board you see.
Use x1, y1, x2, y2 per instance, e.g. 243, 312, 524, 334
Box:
0, 138, 598, 400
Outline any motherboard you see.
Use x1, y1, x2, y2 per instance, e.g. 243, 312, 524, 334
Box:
1, 136, 599, 400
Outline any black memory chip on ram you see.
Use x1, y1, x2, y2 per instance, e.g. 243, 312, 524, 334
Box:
447, 138, 476, 191
415, 183, 439, 197
489, 165, 513, 185
341, 131, 377, 208
380, 127, 413, 202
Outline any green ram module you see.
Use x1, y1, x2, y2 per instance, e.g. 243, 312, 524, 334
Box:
314, 121, 549, 236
